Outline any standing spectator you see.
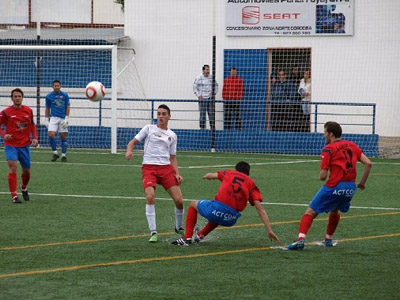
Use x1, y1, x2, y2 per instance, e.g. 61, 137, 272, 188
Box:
298, 70, 312, 132
222, 66, 244, 130
0, 88, 38, 203
289, 65, 303, 130
287, 121, 372, 250
270, 69, 296, 131
289, 65, 302, 97
193, 65, 218, 130
125, 104, 185, 243
45, 80, 70, 162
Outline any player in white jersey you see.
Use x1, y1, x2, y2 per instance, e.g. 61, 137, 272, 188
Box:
125, 104, 184, 243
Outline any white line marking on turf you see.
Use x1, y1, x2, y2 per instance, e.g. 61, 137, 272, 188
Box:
0, 159, 319, 169
187, 160, 319, 169
1, 192, 399, 210
263, 202, 400, 211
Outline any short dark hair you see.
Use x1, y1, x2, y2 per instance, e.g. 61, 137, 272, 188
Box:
235, 161, 250, 176
202, 64, 210, 70
324, 121, 342, 138
230, 66, 237, 71
11, 88, 24, 97
158, 104, 170, 115
52, 80, 61, 85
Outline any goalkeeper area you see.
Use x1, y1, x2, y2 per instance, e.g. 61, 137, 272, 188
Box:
0, 149, 399, 299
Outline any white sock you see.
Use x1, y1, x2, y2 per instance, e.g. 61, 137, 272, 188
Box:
53, 150, 58, 155
146, 204, 156, 233
175, 207, 184, 230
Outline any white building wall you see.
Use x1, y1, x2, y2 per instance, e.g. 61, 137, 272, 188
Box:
125, 0, 400, 136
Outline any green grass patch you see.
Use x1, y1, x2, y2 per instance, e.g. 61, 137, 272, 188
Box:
0, 149, 399, 299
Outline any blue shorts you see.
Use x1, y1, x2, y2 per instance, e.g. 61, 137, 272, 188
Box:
197, 200, 242, 227
4, 145, 31, 169
309, 182, 357, 214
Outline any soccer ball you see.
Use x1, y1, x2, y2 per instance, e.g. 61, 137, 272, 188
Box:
85, 81, 105, 102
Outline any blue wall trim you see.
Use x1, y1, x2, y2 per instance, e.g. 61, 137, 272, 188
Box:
30, 126, 379, 157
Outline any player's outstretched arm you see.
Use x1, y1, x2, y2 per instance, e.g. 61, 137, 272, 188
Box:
319, 169, 328, 181
203, 173, 218, 180
125, 138, 139, 160
254, 200, 280, 244
357, 153, 372, 190
170, 155, 183, 184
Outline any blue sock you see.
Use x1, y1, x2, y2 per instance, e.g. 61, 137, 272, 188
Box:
49, 138, 57, 151
61, 139, 68, 155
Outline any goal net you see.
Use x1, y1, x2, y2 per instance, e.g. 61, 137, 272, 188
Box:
0, 44, 151, 154
1, 0, 399, 158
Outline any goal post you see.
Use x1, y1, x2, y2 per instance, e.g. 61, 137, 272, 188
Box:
0, 44, 122, 153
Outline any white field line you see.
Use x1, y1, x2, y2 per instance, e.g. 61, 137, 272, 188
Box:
0, 159, 320, 169
0, 191, 398, 211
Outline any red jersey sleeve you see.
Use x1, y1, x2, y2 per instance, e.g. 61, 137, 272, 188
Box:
30, 110, 38, 139
320, 148, 331, 170
217, 170, 225, 181
222, 78, 230, 100
0, 110, 6, 137
248, 185, 263, 206
237, 77, 244, 100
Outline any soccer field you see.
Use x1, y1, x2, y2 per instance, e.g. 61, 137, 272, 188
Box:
0, 149, 399, 299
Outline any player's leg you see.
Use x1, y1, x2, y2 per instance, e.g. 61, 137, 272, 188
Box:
5, 146, 20, 203
287, 207, 317, 250
323, 182, 355, 246
199, 101, 206, 129
223, 102, 232, 130
166, 185, 185, 234
142, 166, 159, 242
194, 201, 224, 240
144, 186, 158, 242
18, 146, 32, 201
60, 132, 68, 162
48, 123, 59, 163
235, 102, 242, 130
183, 201, 199, 240
20, 168, 31, 201
7, 160, 19, 202
325, 208, 340, 246
197, 222, 218, 240
298, 207, 318, 240
172, 200, 198, 246
208, 99, 215, 130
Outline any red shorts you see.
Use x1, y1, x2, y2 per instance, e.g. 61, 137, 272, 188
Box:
142, 164, 179, 190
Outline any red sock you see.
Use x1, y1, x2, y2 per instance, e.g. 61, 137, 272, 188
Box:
198, 222, 218, 238
298, 213, 314, 240
21, 171, 30, 189
8, 173, 18, 198
326, 212, 341, 238
184, 206, 198, 239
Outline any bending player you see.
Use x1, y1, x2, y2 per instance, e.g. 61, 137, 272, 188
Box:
172, 161, 280, 246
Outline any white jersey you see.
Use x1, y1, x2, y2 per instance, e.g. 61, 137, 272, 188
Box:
134, 124, 177, 165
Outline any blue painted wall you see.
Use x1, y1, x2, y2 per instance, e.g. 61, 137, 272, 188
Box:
31, 126, 379, 157
224, 49, 267, 130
